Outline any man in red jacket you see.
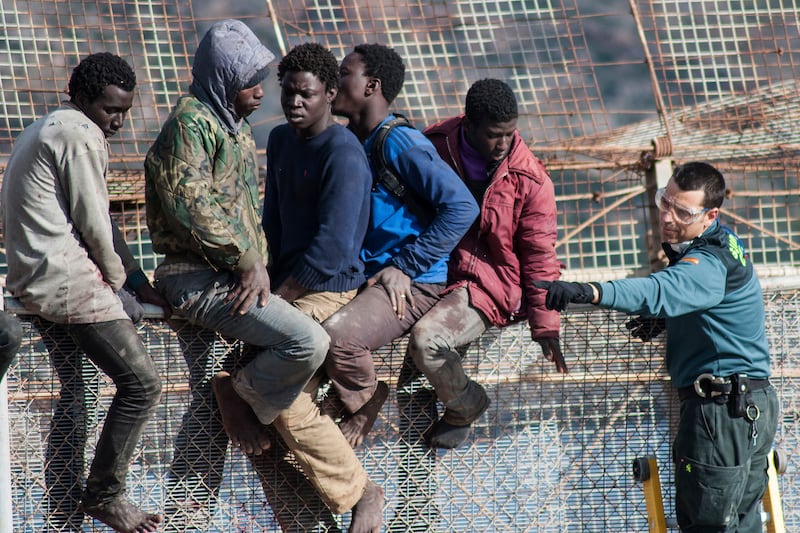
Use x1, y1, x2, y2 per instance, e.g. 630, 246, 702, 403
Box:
415, 78, 566, 449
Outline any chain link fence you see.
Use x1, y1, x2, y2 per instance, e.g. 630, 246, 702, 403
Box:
3, 285, 798, 532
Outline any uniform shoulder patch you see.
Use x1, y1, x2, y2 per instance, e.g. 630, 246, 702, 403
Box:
679, 257, 700, 265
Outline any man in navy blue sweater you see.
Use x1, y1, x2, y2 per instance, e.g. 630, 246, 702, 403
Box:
263, 42, 371, 321
260, 42, 382, 533
324, 43, 479, 447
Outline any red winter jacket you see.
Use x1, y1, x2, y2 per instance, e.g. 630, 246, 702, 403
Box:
424, 115, 561, 339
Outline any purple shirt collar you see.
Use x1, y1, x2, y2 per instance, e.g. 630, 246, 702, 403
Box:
459, 126, 491, 182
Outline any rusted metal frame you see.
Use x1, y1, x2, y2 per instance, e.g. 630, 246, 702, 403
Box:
556, 185, 646, 249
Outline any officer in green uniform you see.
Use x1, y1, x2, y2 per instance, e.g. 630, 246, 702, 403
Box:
537, 161, 778, 532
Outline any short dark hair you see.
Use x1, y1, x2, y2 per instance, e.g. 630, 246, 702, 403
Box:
671, 161, 726, 209
353, 43, 405, 104
465, 78, 518, 124
68, 52, 136, 102
277, 42, 339, 92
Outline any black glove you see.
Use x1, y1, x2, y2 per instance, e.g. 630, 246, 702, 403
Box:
533, 280, 601, 312
625, 316, 665, 342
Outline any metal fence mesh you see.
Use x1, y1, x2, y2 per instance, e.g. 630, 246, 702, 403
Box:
4, 288, 800, 532
1, 0, 800, 531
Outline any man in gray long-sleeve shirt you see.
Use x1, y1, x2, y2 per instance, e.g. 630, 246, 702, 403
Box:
1, 52, 165, 533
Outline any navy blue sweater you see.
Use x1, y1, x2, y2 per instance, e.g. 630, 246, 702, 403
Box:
262, 123, 371, 292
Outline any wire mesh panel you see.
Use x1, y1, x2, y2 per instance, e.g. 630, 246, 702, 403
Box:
4, 287, 799, 532
639, 1, 800, 122
0, 1, 799, 531
0, 0, 201, 169
270, 0, 611, 144
2, 0, 797, 279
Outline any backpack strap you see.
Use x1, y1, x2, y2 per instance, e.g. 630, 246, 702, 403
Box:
370, 113, 431, 224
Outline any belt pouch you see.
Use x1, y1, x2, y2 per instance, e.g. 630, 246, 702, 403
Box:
730, 374, 750, 418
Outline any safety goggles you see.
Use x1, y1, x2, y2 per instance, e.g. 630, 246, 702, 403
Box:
654, 187, 709, 224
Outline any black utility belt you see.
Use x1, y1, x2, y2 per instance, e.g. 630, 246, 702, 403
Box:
678, 374, 769, 420
678, 373, 770, 401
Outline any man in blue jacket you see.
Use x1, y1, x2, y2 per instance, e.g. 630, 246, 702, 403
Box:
536, 161, 777, 532
325, 43, 479, 447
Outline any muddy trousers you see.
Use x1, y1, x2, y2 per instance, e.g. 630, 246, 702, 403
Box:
324, 282, 444, 415
163, 285, 366, 532
33, 317, 161, 532
407, 287, 491, 425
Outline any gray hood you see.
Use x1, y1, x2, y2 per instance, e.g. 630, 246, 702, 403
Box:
189, 19, 275, 134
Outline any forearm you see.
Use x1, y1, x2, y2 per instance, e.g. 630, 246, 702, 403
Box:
390, 144, 478, 276
598, 258, 725, 315
65, 150, 126, 289
392, 201, 477, 277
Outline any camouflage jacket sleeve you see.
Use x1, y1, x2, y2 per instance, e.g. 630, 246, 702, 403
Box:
145, 102, 266, 272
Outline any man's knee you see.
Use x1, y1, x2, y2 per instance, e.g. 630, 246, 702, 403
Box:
116, 327, 163, 407
144, 369, 163, 405
408, 323, 452, 374
118, 360, 162, 414
322, 336, 367, 386
131, 354, 163, 409
0, 311, 23, 358
301, 322, 329, 370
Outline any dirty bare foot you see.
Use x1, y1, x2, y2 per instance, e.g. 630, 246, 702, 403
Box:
349, 479, 384, 533
212, 371, 271, 455
340, 381, 388, 447
81, 496, 162, 533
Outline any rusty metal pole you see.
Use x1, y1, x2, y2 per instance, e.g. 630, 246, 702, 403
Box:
641, 138, 673, 273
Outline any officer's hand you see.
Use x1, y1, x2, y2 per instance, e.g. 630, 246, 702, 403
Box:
533, 280, 599, 312
536, 336, 568, 374
625, 316, 666, 342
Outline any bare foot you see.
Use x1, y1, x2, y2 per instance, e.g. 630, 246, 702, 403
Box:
212, 371, 271, 455
349, 479, 384, 533
82, 496, 162, 533
340, 381, 388, 447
